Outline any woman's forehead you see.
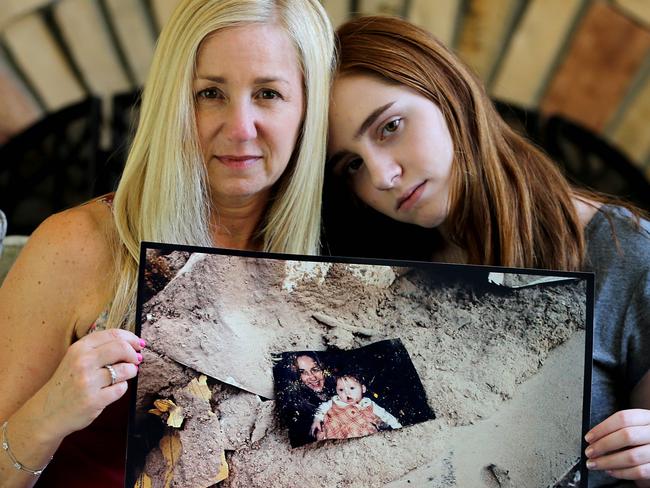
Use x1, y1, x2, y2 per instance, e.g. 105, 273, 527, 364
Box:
297, 355, 317, 368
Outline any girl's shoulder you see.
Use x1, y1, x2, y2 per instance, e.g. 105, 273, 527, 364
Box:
585, 204, 650, 274
587, 205, 650, 244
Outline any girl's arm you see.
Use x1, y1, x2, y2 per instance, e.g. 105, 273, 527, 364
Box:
0, 204, 143, 488
371, 400, 402, 429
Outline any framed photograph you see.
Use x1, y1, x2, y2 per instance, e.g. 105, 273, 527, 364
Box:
126, 243, 593, 488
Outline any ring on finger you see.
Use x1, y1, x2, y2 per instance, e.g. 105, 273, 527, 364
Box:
104, 364, 118, 386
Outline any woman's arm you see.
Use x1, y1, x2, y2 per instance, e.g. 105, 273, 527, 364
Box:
0, 204, 143, 487
310, 399, 332, 438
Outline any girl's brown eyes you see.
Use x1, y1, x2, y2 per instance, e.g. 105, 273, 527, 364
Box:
380, 118, 402, 139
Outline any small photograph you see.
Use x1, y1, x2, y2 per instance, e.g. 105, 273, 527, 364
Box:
273, 339, 434, 447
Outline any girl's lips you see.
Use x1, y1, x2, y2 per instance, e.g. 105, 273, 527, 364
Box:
397, 182, 426, 211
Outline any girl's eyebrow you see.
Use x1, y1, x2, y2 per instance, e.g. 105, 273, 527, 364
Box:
354, 102, 395, 140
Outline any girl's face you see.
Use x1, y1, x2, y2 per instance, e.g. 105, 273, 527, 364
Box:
336, 376, 365, 405
328, 74, 454, 229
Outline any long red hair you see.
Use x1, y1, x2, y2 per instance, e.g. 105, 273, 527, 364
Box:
333, 16, 588, 269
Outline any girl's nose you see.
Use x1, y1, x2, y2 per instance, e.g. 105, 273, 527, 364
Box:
366, 154, 401, 190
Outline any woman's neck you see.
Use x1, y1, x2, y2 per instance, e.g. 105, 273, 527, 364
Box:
209, 193, 269, 251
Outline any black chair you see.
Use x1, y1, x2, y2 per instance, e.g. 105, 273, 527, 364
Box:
544, 115, 650, 211
0, 97, 103, 235
494, 100, 650, 212
494, 99, 545, 147
95, 90, 142, 196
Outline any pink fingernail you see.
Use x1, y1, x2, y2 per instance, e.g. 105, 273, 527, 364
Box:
137, 353, 143, 363
140, 339, 147, 348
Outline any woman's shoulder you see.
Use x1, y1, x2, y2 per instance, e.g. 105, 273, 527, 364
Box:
3, 197, 118, 308
31, 197, 117, 265
0, 197, 119, 344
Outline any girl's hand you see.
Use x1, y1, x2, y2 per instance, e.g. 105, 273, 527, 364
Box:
38, 328, 145, 439
585, 409, 650, 484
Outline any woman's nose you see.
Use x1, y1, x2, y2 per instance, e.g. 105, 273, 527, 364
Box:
224, 102, 257, 142
366, 154, 401, 190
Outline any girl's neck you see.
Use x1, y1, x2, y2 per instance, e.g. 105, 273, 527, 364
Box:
430, 221, 467, 264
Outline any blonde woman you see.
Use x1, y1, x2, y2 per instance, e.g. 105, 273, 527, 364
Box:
0, 1, 333, 486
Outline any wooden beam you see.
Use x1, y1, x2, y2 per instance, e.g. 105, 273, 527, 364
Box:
0, 52, 42, 143
540, 1, 650, 133
407, 0, 462, 47
2, 12, 85, 111
104, 0, 156, 86
455, 0, 522, 82
490, 0, 584, 108
53, 0, 131, 96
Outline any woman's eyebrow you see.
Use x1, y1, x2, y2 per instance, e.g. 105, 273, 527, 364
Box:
194, 75, 291, 86
354, 102, 395, 139
195, 75, 226, 83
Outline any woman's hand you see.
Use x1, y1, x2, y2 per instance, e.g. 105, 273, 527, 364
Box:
310, 419, 323, 438
584, 409, 650, 484
38, 328, 145, 440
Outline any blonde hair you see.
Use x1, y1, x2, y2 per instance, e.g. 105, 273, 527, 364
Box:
108, 0, 334, 329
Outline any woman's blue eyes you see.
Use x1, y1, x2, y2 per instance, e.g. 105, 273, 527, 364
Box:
259, 89, 281, 100
197, 88, 221, 99
195, 88, 282, 100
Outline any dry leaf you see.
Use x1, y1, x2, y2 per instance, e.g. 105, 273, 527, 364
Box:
214, 450, 229, 483
159, 431, 182, 488
185, 374, 212, 401
148, 399, 185, 428
133, 473, 152, 488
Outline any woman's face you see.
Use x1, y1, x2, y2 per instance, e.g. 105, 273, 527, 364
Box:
328, 74, 454, 229
194, 23, 304, 207
296, 355, 325, 392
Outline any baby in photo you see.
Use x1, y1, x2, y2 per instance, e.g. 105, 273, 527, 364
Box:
310, 370, 402, 440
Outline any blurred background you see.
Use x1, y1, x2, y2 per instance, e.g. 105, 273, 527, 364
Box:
0, 0, 649, 236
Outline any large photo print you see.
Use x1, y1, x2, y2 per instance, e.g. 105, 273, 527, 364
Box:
126, 243, 593, 487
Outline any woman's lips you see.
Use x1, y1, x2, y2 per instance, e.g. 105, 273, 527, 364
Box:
397, 182, 426, 211
217, 155, 262, 169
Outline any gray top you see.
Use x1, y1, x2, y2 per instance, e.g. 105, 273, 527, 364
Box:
585, 205, 650, 487
0, 209, 6, 257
